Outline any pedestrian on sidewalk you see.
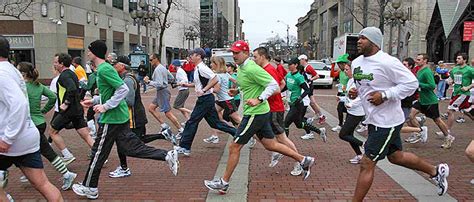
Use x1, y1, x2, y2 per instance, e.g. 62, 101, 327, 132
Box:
204, 41, 315, 194
349, 27, 449, 201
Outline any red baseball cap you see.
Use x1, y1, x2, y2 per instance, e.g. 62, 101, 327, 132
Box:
230, 40, 249, 52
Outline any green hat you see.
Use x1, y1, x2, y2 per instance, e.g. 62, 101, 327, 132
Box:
335, 53, 350, 63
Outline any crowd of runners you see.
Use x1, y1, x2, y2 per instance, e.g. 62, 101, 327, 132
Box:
1, 26, 473, 201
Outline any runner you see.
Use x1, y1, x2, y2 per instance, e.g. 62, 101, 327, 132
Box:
252, 47, 300, 169
172, 59, 192, 122
204, 41, 315, 194
174, 48, 236, 155
349, 27, 449, 200
49, 53, 94, 164
145, 54, 184, 134
17, 62, 77, 190
332, 54, 350, 132
407, 54, 451, 147
0, 36, 63, 201
72, 40, 179, 200
298, 54, 326, 124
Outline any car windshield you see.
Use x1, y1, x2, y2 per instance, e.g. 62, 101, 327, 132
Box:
220, 55, 234, 64
309, 62, 329, 70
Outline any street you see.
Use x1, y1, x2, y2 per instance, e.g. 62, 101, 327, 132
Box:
6, 86, 474, 201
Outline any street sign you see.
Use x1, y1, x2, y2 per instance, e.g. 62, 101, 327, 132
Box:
463, 21, 474, 41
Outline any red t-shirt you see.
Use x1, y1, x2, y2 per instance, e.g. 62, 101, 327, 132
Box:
263, 63, 285, 112
168, 64, 177, 72
183, 61, 196, 72
276, 64, 287, 79
305, 64, 318, 77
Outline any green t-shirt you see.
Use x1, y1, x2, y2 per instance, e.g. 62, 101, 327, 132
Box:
96, 62, 129, 124
237, 60, 273, 115
450, 65, 474, 96
26, 81, 57, 126
285, 72, 305, 104
230, 73, 240, 100
416, 67, 438, 105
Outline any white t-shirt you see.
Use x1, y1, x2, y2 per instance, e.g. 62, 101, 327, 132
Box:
345, 79, 365, 116
175, 67, 188, 91
0, 61, 40, 156
351, 51, 418, 128
50, 75, 60, 112
193, 61, 216, 96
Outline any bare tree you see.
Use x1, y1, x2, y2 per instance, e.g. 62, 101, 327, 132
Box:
342, 0, 390, 33
0, 0, 34, 19
147, 0, 182, 58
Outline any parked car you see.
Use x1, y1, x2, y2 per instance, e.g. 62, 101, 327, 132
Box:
308, 60, 333, 89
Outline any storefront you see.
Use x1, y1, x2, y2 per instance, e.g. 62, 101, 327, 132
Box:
5, 35, 35, 65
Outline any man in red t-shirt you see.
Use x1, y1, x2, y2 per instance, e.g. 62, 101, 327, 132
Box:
298, 54, 326, 124
274, 56, 288, 79
254, 47, 299, 168
182, 57, 195, 82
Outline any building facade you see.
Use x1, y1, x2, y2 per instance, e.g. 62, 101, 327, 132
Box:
0, 0, 199, 80
296, 0, 448, 62
199, 0, 242, 48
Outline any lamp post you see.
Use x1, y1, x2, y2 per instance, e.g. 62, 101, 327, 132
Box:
309, 34, 319, 60
383, 0, 408, 59
277, 20, 290, 60
130, 0, 158, 53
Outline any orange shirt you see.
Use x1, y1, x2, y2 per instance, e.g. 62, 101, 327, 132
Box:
74, 65, 88, 82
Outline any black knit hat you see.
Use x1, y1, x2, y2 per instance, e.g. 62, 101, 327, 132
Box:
288, 57, 300, 66
88, 40, 107, 60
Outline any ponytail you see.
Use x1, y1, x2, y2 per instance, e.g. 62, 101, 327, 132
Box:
17, 62, 39, 85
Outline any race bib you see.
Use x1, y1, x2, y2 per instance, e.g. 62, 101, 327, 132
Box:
454, 73, 462, 85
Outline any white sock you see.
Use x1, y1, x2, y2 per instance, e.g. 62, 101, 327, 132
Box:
220, 178, 228, 185
61, 148, 73, 158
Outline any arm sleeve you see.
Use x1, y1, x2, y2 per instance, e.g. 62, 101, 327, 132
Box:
0, 79, 30, 145
103, 83, 129, 110
298, 82, 310, 99
123, 77, 136, 106
419, 70, 437, 91
383, 58, 419, 100
41, 85, 57, 114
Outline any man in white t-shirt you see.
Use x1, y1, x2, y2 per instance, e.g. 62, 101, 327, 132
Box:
172, 59, 191, 121
0, 35, 62, 201
348, 27, 449, 200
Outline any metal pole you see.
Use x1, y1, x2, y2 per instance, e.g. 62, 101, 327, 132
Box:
146, 21, 149, 54
396, 20, 401, 59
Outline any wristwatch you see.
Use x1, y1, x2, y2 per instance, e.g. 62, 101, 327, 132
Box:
381, 91, 388, 101
258, 96, 264, 103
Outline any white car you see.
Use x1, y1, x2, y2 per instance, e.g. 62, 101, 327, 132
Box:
308, 60, 333, 89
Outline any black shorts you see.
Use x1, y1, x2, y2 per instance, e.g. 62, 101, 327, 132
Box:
412, 101, 440, 119
234, 113, 275, 145
271, 111, 285, 135
51, 111, 87, 131
216, 100, 237, 122
365, 124, 403, 161
0, 150, 43, 170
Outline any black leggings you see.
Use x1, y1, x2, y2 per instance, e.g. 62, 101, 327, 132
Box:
86, 107, 95, 121
117, 126, 167, 169
337, 101, 347, 126
284, 102, 321, 135
37, 123, 60, 162
339, 114, 364, 155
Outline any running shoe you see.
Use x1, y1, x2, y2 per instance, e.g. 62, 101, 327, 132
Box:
441, 135, 455, 149
331, 125, 342, 132
301, 156, 315, 180
290, 162, 303, 176
165, 150, 179, 176
62, 156, 76, 166
300, 133, 314, 140
19, 175, 28, 183
441, 113, 448, 120
162, 128, 177, 146
416, 115, 426, 126
269, 152, 284, 168
405, 133, 419, 143
420, 126, 428, 143
318, 115, 326, 125
109, 167, 131, 178
306, 117, 315, 124
319, 128, 327, 143
6, 193, 13, 202
204, 178, 229, 194
248, 137, 256, 148
72, 183, 99, 199
356, 125, 368, 133
431, 163, 449, 196
174, 146, 191, 156
62, 172, 77, 190
175, 132, 182, 140
470, 179, 474, 185
203, 135, 219, 144
349, 155, 362, 164
456, 117, 465, 123
435, 131, 446, 139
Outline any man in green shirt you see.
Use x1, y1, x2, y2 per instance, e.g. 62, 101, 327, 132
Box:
204, 40, 315, 194
72, 40, 179, 200
408, 54, 451, 148
443, 53, 474, 135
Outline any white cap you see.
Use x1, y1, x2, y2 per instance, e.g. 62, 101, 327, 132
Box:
298, 54, 308, 60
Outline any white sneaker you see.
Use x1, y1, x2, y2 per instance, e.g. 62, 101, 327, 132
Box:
435, 131, 446, 139
248, 137, 257, 148
331, 125, 342, 132
356, 125, 368, 133
441, 135, 455, 149
300, 133, 314, 140
456, 117, 465, 123
6, 193, 13, 202
203, 135, 219, 144
420, 126, 428, 143
431, 163, 449, 196
290, 162, 303, 176
405, 133, 419, 143
319, 128, 327, 143
269, 152, 284, 168
62, 172, 77, 190
416, 115, 427, 126
108, 166, 131, 178
408, 134, 422, 144
61, 156, 76, 166
349, 155, 362, 164
470, 178, 474, 185
306, 117, 315, 124
72, 183, 99, 199
165, 150, 179, 176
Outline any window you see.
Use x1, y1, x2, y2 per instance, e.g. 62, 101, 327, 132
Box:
113, 0, 123, 10
343, 20, 353, 33
129, 0, 137, 12
99, 0, 106, 4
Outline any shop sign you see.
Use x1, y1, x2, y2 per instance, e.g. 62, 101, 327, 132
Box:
463, 21, 474, 41
67, 37, 84, 49
5, 35, 34, 49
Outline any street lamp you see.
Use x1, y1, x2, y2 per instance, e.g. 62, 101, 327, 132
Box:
383, 0, 408, 58
184, 26, 199, 49
130, 0, 158, 53
277, 20, 290, 60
